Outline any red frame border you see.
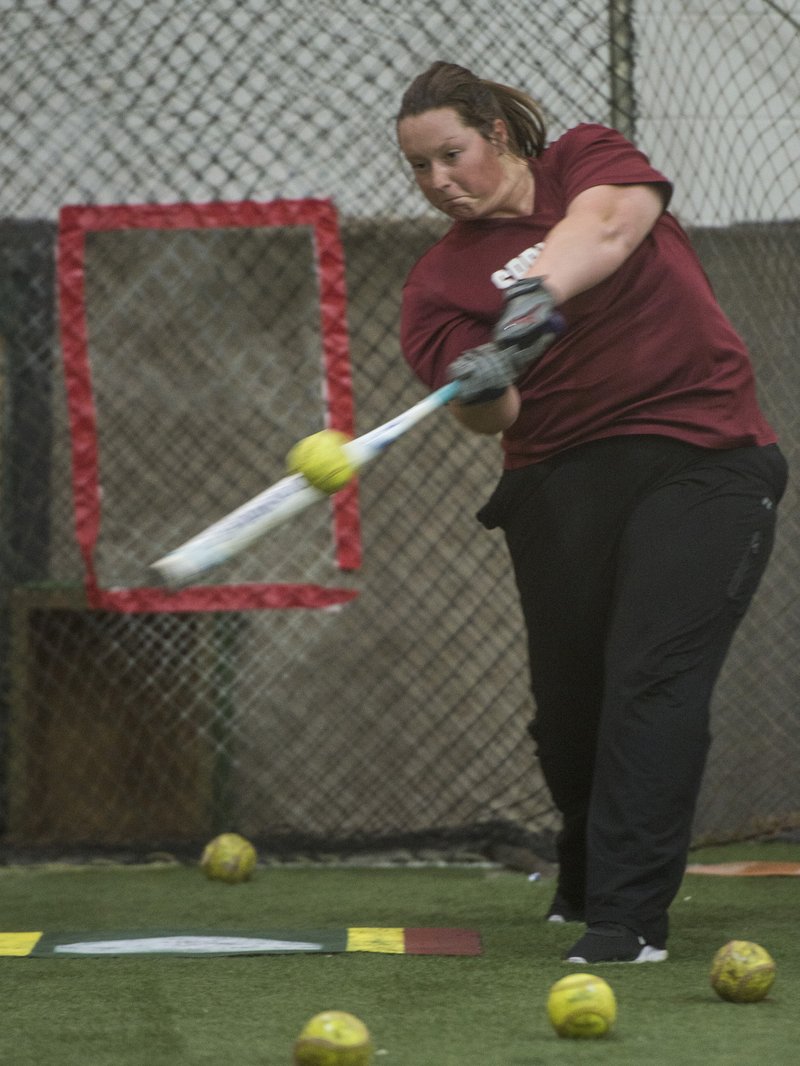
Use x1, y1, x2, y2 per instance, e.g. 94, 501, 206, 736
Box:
57, 198, 361, 612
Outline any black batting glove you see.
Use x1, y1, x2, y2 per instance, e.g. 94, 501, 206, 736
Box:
446, 343, 518, 404
447, 282, 565, 404
493, 276, 558, 353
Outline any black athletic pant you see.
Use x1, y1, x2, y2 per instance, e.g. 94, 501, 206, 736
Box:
478, 436, 788, 947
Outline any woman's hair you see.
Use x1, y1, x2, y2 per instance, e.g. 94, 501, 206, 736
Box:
396, 60, 547, 158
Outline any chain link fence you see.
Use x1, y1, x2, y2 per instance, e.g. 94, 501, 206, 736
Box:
1, 0, 797, 859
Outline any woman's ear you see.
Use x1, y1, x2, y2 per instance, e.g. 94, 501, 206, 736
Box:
490, 117, 510, 153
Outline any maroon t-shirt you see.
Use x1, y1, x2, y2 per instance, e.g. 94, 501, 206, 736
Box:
400, 123, 776, 466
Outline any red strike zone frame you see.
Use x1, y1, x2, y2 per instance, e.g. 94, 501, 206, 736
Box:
57, 198, 361, 613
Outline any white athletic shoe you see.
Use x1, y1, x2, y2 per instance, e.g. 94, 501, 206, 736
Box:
564, 922, 668, 963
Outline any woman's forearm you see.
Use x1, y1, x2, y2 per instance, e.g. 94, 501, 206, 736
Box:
529, 183, 665, 303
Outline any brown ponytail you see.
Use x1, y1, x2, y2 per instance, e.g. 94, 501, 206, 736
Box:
396, 60, 547, 158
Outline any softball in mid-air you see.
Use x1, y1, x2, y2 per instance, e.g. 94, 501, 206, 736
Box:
709, 940, 776, 1002
200, 832, 257, 884
287, 429, 355, 494
292, 1010, 373, 1065
546, 973, 617, 1038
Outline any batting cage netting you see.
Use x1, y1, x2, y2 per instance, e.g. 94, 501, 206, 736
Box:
1, 0, 797, 860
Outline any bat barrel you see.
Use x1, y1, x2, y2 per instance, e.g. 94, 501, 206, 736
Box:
149, 380, 460, 585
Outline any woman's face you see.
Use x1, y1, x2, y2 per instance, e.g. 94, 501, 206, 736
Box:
398, 107, 522, 220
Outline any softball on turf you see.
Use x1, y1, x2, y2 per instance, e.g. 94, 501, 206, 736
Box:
200, 832, 257, 884
292, 1010, 373, 1065
287, 429, 355, 494
710, 940, 776, 1003
546, 973, 617, 1039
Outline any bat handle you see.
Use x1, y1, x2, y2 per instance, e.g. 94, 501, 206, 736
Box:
344, 381, 461, 467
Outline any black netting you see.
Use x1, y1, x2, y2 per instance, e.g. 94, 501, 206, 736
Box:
1, 0, 797, 858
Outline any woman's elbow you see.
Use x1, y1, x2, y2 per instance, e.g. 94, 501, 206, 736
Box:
451, 387, 521, 435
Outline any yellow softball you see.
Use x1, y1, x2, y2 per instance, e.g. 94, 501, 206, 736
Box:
199, 832, 257, 884
546, 972, 617, 1038
293, 1010, 373, 1065
286, 429, 355, 494
710, 940, 776, 1002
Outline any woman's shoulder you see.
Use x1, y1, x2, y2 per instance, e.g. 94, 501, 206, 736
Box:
538, 123, 670, 195
543, 123, 630, 157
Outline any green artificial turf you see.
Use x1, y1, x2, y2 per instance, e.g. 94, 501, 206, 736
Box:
1, 842, 798, 1065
